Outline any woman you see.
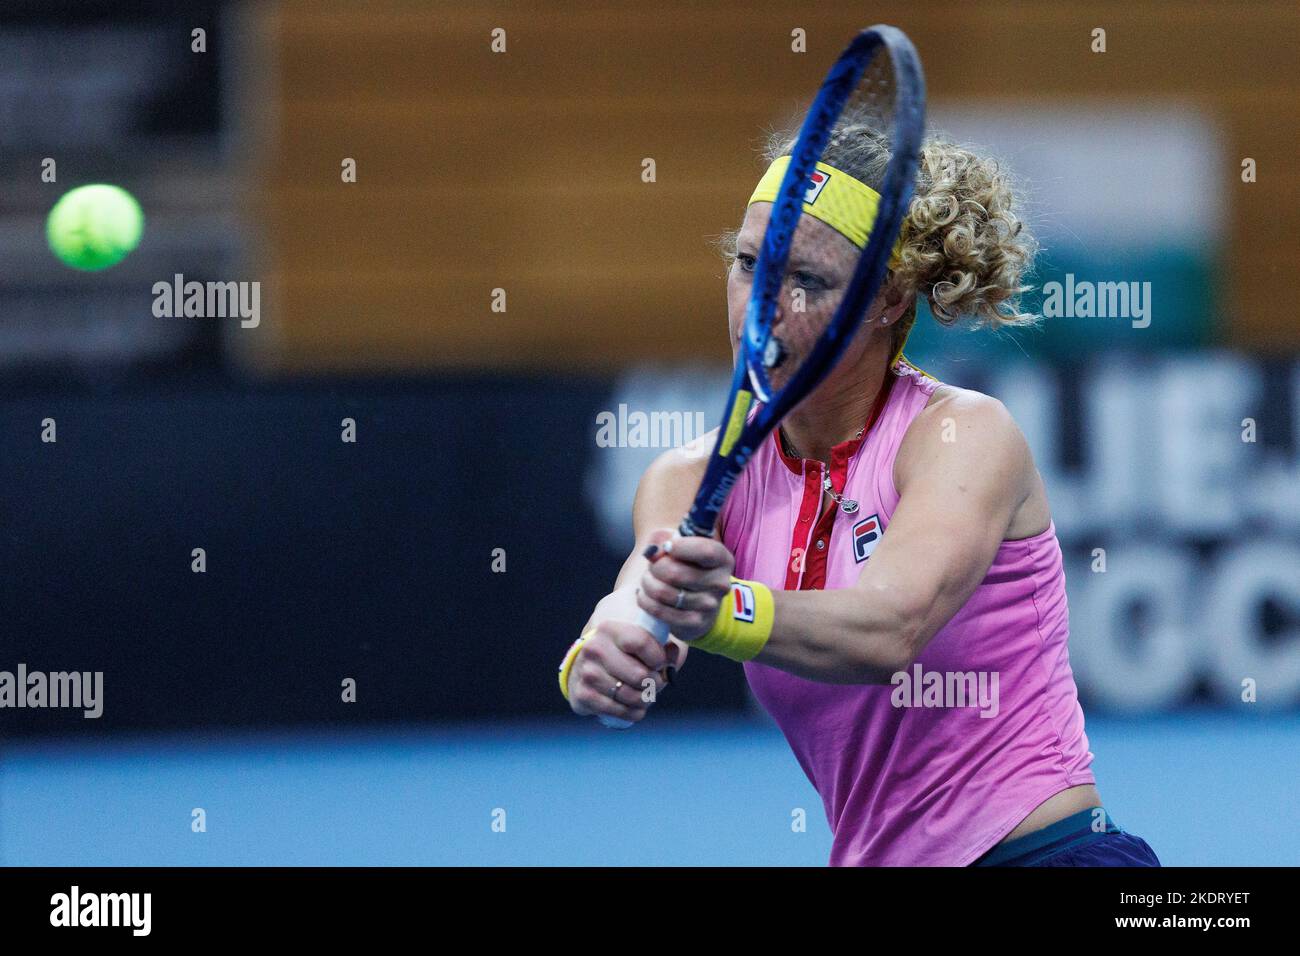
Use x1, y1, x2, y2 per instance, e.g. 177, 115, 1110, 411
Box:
559, 118, 1161, 867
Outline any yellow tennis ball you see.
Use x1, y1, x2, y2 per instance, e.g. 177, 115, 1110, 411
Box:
46, 184, 145, 271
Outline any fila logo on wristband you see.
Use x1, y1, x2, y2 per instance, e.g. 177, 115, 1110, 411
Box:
852, 514, 881, 563
694, 577, 772, 662
731, 582, 757, 623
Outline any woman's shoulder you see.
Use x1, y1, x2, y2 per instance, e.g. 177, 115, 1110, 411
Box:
643, 427, 717, 484
632, 427, 719, 529
922, 381, 1007, 417
895, 383, 1034, 493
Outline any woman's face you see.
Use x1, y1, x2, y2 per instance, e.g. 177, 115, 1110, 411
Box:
726, 202, 874, 389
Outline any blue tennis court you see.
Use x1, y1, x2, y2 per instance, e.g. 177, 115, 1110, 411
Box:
3, 712, 1295, 866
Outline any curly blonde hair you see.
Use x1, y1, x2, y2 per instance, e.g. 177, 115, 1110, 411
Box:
721, 115, 1039, 356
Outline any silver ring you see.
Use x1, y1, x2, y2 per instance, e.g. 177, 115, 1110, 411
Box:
607, 680, 623, 700
675, 589, 687, 609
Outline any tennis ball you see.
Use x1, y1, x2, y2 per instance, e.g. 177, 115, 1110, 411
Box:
46, 184, 145, 271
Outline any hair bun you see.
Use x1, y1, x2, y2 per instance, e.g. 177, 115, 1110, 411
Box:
893, 140, 1038, 328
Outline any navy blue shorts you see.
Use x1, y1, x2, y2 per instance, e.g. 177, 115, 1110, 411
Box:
973, 808, 1161, 867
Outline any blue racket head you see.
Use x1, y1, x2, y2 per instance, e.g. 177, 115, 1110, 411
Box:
741, 26, 925, 416
680, 25, 925, 538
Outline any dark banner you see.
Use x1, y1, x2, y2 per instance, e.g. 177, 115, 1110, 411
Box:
0, 866, 1282, 940
0, 373, 743, 737
3, 357, 1298, 737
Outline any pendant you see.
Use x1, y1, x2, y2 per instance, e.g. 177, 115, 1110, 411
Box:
823, 473, 859, 514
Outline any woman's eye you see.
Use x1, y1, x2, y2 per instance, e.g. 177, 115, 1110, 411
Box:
794, 271, 826, 291
735, 254, 756, 273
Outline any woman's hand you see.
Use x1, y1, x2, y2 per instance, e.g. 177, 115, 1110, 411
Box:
635, 529, 736, 641
567, 616, 680, 724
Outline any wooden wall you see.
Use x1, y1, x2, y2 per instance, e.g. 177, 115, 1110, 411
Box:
251, 1, 1300, 372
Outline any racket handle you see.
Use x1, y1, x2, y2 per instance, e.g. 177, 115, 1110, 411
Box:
596, 605, 672, 729
635, 608, 672, 645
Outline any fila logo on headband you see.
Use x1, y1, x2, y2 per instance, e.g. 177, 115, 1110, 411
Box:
852, 514, 882, 563
803, 169, 831, 204
731, 582, 757, 623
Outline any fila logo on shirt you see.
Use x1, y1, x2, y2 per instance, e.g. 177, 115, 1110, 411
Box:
731, 582, 757, 623
852, 514, 882, 563
803, 169, 831, 204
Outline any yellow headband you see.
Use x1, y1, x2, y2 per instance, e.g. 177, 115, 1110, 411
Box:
747, 156, 884, 249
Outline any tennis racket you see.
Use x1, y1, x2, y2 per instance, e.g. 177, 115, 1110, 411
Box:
601, 24, 925, 728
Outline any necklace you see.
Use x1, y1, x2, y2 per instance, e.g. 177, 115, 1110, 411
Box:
781, 372, 894, 516
779, 424, 863, 515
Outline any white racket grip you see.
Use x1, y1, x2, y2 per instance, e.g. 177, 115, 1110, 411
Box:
596, 595, 672, 729
634, 608, 672, 645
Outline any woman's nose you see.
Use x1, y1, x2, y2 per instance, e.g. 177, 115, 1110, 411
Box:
772, 293, 787, 326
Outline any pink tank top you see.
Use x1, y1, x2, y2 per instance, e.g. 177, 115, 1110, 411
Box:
719, 360, 1095, 866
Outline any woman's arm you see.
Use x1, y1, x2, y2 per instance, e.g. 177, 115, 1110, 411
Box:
637, 391, 1040, 684
563, 432, 715, 721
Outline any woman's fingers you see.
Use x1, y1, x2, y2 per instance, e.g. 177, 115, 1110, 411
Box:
569, 622, 670, 721
645, 538, 733, 594
637, 538, 733, 643
636, 587, 707, 635
639, 569, 720, 614
660, 535, 734, 569
576, 658, 648, 716
578, 681, 646, 723
647, 554, 730, 592
663, 640, 683, 667
606, 619, 670, 671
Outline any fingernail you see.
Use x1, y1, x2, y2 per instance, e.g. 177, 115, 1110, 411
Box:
642, 544, 659, 559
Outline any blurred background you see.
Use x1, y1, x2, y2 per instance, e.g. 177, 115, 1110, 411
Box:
1, 0, 1297, 865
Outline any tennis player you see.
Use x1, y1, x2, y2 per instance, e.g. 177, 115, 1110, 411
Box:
560, 120, 1160, 867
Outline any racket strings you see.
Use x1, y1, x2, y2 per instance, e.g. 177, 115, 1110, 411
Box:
766, 49, 903, 389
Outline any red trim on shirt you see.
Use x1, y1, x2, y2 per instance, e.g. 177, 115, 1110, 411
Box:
783, 462, 824, 589
800, 489, 840, 590
776, 373, 896, 591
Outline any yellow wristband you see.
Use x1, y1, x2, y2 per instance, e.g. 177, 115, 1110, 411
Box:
558, 628, 597, 701
690, 578, 775, 662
